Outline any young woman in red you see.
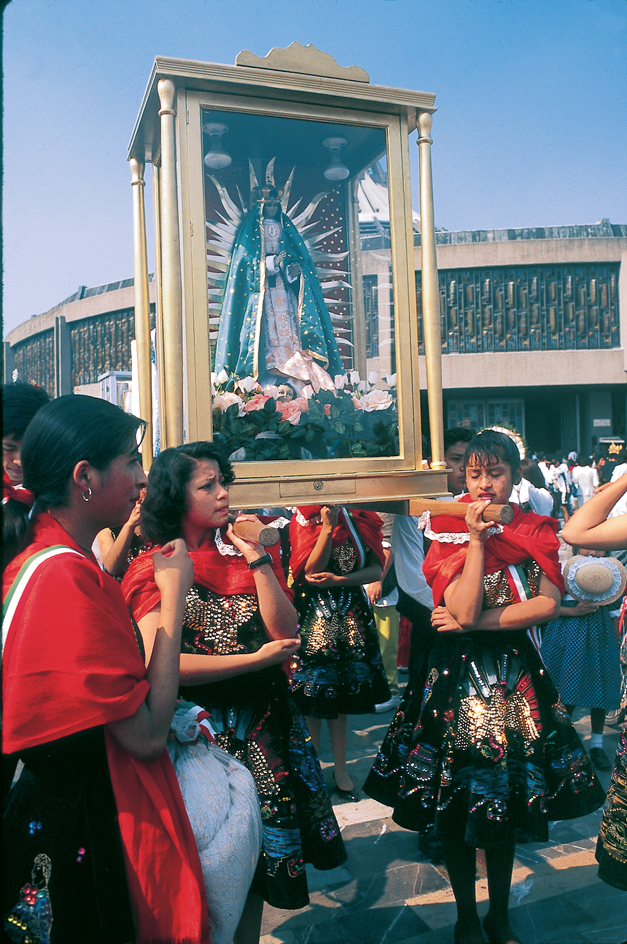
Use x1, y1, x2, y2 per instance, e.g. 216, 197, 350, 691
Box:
3, 395, 209, 944
366, 430, 604, 944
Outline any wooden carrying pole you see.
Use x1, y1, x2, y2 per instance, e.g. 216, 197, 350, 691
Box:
408, 499, 514, 525
228, 516, 280, 547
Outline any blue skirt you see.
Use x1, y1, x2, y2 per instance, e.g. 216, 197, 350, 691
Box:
541, 600, 621, 710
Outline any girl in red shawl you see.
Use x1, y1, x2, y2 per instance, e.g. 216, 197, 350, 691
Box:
365, 430, 604, 944
122, 443, 346, 944
289, 505, 389, 800
2, 395, 209, 944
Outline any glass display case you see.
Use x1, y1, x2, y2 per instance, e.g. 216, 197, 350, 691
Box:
129, 44, 447, 505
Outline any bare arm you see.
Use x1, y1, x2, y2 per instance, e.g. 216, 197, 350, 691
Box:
433, 572, 561, 633
106, 540, 193, 761
140, 607, 300, 686
442, 500, 492, 629
227, 518, 298, 639
561, 475, 627, 550
304, 506, 339, 575
367, 545, 392, 605
306, 563, 383, 589
100, 501, 142, 576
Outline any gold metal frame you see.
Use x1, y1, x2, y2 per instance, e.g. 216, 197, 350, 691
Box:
129, 52, 448, 504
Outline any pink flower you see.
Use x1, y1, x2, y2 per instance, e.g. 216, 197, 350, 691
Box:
244, 394, 270, 412
324, 403, 331, 416
276, 397, 309, 424
353, 389, 394, 411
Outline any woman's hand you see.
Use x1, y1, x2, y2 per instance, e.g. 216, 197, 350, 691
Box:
466, 500, 493, 543
153, 538, 194, 600
252, 635, 301, 669
126, 498, 142, 530
432, 605, 465, 633
305, 571, 342, 587
321, 505, 340, 530
226, 515, 265, 563
569, 600, 600, 617
367, 581, 383, 605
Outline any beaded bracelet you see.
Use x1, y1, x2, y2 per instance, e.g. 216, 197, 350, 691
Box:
248, 553, 272, 570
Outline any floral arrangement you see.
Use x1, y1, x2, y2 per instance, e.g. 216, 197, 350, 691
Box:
210, 371, 399, 462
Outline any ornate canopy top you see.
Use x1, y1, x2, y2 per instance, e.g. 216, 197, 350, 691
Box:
235, 42, 370, 83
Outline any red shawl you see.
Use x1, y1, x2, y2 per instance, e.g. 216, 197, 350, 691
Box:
3, 470, 34, 507
123, 524, 291, 623
422, 496, 564, 608
289, 506, 386, 581
2, 514, 210, 944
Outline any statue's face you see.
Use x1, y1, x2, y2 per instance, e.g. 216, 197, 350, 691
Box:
277, 384, 295, 402
263, 200, 280, 219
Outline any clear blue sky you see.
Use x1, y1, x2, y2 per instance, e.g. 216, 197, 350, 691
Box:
3, 0, 626, 337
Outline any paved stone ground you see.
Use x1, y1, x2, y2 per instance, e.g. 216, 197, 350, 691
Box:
261, 534, 627, 944
260, 706, 625, 944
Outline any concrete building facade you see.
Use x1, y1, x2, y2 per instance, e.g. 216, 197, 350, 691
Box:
4, 220, 625, 458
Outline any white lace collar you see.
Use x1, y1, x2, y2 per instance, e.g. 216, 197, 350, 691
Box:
417, 510, 503, 544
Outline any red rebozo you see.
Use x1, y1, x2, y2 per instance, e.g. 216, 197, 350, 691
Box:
422, 495, 564, 607
3, 513, 210, 944
288, 506, 386, 582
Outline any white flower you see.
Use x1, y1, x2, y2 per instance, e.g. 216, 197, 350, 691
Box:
368, 371, 379, 385
350, 370, 361, 385
213, 391, 245, 415
358, 380, 367, 392
263, 384, 280, 399
238, 376, 258, 393
216, 369, 230, 385
334, 374, 347, 389
354, 389, 394, 411
384, 373, 397, 387
300, 385, 315, 400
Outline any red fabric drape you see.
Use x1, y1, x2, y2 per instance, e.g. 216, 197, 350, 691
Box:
3, 514, 210, 944
288, 506, 386, 581
2, 470, 34, 507
422, 496, 564, 607
123, 522, 291, 623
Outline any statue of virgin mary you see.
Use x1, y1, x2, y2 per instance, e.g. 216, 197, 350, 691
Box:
213, 162, 344, 392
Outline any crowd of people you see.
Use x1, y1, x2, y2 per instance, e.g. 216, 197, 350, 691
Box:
2, 382, 625, 944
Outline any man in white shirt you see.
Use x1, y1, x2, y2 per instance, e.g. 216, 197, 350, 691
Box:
571, 460, 599, 504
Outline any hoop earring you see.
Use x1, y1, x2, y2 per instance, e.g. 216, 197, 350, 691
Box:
82, 487, 92, 503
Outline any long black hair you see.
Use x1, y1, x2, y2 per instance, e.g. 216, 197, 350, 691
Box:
141, 442, 234, 545
4, 396, 145, 566
22, 395, 145, 511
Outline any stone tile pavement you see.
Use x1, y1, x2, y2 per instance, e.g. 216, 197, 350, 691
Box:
260, 533, 627, 943
261, 706, 625, 944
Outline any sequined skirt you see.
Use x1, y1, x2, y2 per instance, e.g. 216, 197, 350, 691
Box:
364, 631, 605, 848
181, 671, 346, 910
3, 727, 134, 944
596, 722, 627, 890
290, 585, 390, 718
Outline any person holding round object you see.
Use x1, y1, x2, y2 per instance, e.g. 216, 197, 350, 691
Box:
122, 443, 346, 944
365, 429, 605, 944
559, 477, 627, 892
541, 552, 625, 772
289, 505, 390, 800
3, 395, 209, 944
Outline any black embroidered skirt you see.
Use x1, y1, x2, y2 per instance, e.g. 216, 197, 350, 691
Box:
3, 727, 134, 944
365, 631, 605, 848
